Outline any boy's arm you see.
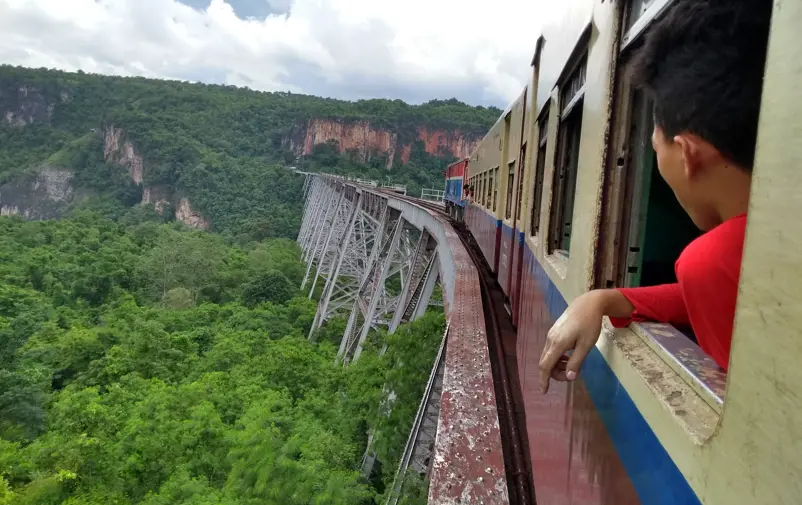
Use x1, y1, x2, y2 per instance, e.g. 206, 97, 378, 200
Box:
538, 284, 686, 393
616, 283, 689, 326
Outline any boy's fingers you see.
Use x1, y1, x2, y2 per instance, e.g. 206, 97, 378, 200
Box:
565, 340, 594, 381
539, 341, 568, 393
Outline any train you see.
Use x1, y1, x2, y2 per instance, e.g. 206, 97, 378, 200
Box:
449, 1, 802, 504
443, 158, 469, 220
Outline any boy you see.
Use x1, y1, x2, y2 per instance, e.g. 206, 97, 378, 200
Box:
539, 0, 773, 393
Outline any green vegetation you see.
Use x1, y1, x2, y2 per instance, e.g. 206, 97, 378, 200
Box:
1, 66, 499, 233
0, 214, 443, 504
0, 65, 469, 504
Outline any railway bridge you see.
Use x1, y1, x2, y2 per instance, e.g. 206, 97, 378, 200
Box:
296, 172, 518, 505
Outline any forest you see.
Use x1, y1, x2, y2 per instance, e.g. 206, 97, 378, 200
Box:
1, 66, 500, 232
0, 64, 470, 504
0, 213, 444, 504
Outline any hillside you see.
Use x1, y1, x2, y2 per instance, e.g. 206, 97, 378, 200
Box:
0, 214, 444, 505
0, 66, 500, 236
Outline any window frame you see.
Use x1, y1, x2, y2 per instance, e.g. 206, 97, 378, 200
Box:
548, 55, 587, 256
593, 0, 738, 414
530, 106, 550, 237
505, 161, 515, 220
492, 167, 500, 212
515, 142, 527, 223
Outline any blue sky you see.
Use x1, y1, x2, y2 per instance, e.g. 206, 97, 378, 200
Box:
0, 0, 552, 107
178, 0, 291, 18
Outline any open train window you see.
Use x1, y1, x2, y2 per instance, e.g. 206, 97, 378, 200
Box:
614, 91, 700, 289
548, 57, 586, 256
530, 109, 549, 237
493, 167, 500, 212
486, 171, 493, 209
515, 143, 526, 222
505, 162, 515, 220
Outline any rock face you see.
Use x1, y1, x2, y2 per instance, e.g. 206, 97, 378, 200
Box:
175, 197, 210, 230
104, 126, 144, 184
282, 118, 482, 169
102, 126, 209, 229
141, 186, 171, 215
0, 85, 59, 127
0, 168, 76, 220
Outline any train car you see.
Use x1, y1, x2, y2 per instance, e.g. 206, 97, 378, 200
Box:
443, 158, 469, 219
464, 1, 802, 504
465, 88, 530, 322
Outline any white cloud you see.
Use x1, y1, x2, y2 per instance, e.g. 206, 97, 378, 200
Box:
0, 0, 559, 106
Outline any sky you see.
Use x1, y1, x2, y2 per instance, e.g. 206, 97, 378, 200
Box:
0, 0, 556, 107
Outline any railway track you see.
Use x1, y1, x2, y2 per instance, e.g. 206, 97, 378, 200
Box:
391, 194, 535, 505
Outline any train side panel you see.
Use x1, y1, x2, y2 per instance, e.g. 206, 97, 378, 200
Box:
444, 159, 468, 206
467, 203, 499, 269
512, 0, 708, 503
467, 111, 506, 274
497, 90, 526, 301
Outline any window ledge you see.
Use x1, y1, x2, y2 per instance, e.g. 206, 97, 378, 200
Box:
600, 319, 720, 446
629, 322, 726, 413
545, 251, 569, 279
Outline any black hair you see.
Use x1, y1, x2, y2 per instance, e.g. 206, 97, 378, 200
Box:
630, 0, 773, 170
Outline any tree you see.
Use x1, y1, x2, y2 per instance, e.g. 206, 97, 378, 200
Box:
163, 288, 194, 310
241, 271, 296, 307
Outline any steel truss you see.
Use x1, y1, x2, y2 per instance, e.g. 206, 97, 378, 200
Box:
298, 180, 441, 364
385, 325, 448, 505
296, 175, 453, 505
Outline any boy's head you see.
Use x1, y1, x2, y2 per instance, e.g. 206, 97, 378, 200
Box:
631, 0, 772, 230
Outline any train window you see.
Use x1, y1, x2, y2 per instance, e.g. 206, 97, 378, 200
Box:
493, 167, 500, 212
596, 71, 700, 292
549, 57, 587, 256
485, 171, 492, 208
505, 162, 515, 220
530, 109, 549, 237
622, 92, 700, 288
626, 0, 658, 30
515, 144, 526, 222
622, 0, 676, 49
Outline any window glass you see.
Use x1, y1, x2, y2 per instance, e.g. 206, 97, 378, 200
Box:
549, 58, 587, 256
530, 112, 549, 236
506, 162, 515, 220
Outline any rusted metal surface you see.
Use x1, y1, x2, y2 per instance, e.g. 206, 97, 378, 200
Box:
421, 205, 511, 505
453, 219, 533, 505
404, 196, 534, 505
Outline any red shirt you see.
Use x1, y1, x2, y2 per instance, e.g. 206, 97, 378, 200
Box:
612, 214, 747, 370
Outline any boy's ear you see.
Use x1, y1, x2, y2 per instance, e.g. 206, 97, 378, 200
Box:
675, 133, 718, 178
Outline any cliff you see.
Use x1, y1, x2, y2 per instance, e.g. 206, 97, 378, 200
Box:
104, 126, 144, 185
1, 66, 499, 238
0, 122, 209, 230
100, 126, 210, 230
1, 84, 70, 127
282, 118, 482, 169
0, 167, 77, 219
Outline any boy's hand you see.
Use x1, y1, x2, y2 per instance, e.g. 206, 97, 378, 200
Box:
538, 290, 632, 393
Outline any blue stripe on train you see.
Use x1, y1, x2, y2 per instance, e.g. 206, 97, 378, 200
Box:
524, 245, 702, 505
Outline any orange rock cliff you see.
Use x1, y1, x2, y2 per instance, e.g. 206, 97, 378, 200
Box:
282, 118, 482, 169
